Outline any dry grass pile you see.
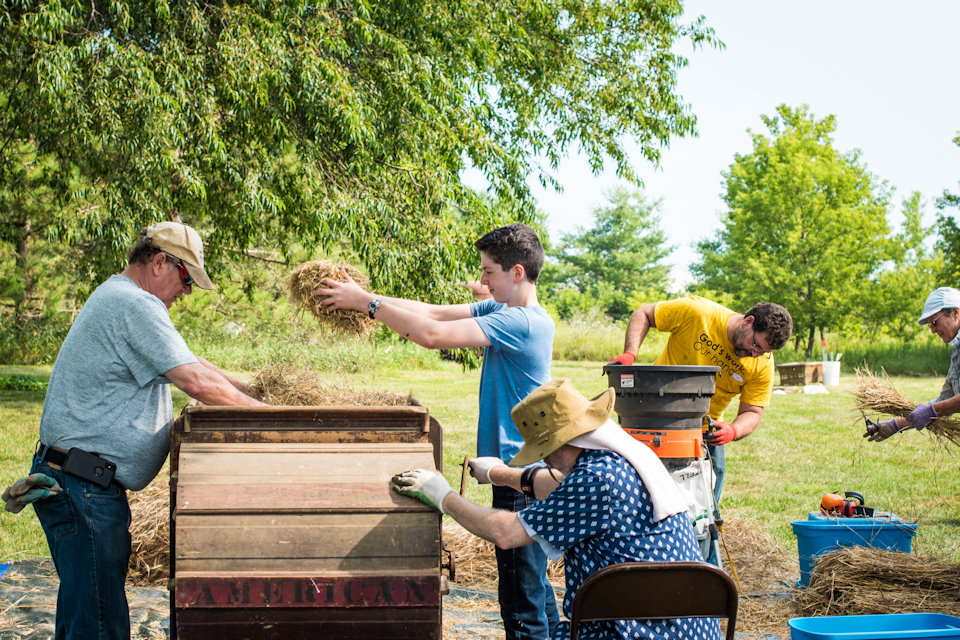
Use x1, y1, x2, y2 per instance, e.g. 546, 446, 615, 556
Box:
443, 521, 564, 589
798, 546, 960, 616
251, 365, 414, 406
127, 474, 169, 586
720, 518, 797, 595
855, 366, 960, 447
718, 518, 799, 639
287, 260, 377, 336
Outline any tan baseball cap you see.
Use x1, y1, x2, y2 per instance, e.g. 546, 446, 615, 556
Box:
509, 379, 615, 467
145, 221, 215, 290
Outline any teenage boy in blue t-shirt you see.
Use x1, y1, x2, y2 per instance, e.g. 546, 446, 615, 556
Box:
316, 223, 558, 640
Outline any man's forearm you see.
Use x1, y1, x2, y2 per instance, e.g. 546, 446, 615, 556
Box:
623, 304, 656, 354
196, 356, 255, 396
731, 408, 762, 440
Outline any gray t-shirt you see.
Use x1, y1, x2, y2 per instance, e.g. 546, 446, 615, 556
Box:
39, 275, 197, 490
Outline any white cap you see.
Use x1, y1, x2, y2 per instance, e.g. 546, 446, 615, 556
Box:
145, 222, 215, 290
918, 287, 960, 324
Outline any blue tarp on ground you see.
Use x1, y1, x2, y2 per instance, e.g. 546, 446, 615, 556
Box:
0, 564, 8, 581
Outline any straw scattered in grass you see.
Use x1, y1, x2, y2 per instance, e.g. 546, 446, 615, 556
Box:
855, 366, 960, 447
127, 472, 170, 586
287, 260, 377, 337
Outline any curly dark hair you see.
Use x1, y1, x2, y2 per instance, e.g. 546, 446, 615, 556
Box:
126, 228, 163, 265
745, 301, 793, 350
474, 223, 545, 283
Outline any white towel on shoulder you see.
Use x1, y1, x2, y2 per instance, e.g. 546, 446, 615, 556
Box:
569, 418, 688, 522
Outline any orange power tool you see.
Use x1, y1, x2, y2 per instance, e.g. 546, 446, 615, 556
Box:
820, 490, 875, 517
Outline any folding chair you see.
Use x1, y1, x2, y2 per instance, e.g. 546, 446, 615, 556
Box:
569, 561, 738, 640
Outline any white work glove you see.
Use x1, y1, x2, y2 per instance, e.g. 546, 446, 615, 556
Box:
392, 469, 454, 514
468, 457, 507, 485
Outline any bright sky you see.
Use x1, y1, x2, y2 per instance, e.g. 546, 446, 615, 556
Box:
528, 1, 960, 277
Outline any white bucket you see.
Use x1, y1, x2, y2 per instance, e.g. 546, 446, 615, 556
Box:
822, 361, 841, 386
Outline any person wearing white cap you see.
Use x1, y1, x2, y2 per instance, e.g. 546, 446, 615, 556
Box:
865, 286, 960, 442
393, 379, 720, 640
17, 221, 265, 640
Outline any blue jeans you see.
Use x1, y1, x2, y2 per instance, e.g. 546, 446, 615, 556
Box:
30, 455, 132, 640
492, 485, 560, 640
706, 443, 726, 567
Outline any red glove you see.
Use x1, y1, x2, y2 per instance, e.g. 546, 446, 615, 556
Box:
609, 352, 636, 366
704, 421, 736, 446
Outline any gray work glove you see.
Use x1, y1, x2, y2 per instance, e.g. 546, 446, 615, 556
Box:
906, 401, 938, 430
3, 473, 62, 514
391, 469, 454, 514
864, 418, 905, 442
468, 457, 506, 485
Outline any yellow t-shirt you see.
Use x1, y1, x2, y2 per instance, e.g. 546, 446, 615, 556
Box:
653, 296, 774, 420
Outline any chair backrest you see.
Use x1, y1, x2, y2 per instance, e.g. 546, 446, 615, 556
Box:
569, 561, 738, 640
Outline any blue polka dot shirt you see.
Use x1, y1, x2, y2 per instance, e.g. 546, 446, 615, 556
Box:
518, 449, 721, 640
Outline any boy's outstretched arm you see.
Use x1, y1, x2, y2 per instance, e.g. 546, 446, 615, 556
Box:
315, 275, 491, 350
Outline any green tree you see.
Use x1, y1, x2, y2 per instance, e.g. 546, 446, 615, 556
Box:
865, 192, 943, 336
542, 186, 672, 320
1, 0, 720, 314
935, 133, 960, 283
692, 104, 890, 356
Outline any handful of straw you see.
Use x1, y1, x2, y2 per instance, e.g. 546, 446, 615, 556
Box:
855, 366, 960, 447
287, 260, 377, 337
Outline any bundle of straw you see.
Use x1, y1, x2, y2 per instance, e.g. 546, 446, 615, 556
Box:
798, 546, 960, 616
251, 365, 413, 406
287, 260, 377, 336
855, 366, 960, 447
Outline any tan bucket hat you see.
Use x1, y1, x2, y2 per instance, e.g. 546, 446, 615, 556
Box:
509, 379, 616, 467
145, 221, 215, 290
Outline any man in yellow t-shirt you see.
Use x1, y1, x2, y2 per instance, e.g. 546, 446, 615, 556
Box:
610, 296, 793, 507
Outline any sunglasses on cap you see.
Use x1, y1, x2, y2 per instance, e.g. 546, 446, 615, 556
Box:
164, 253, 194, 286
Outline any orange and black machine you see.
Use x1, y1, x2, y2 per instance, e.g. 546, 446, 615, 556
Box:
602, 364, 719, 467
602, 364, 721, 560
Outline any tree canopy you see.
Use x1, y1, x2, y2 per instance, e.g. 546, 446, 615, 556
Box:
692, 104, 890, 355
540, 186, 672, 320
1, 0, 719, 320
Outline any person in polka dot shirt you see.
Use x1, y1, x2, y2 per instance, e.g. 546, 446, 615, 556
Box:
393, 379, 721, 640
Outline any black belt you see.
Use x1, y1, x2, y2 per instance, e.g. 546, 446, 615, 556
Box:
38, 443, 124, 490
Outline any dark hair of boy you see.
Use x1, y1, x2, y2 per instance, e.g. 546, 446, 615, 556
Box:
474, 223, 545, 283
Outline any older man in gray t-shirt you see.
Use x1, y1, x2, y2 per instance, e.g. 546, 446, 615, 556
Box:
28, 221, 264, 640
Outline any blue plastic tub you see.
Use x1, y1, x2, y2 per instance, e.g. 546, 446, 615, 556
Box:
791, 512, 917, 586
789, 613, 960, 640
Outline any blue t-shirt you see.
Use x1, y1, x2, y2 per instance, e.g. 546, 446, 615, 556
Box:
518, 450, 720, 640
471, 298, 554, 460
39, 275, 197, 490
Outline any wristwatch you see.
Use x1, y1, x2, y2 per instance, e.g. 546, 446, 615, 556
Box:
367, 298, 381, 319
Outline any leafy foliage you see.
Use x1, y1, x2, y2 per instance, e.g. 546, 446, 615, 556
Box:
935, 133, 960, 282
0, 374, 47, 391
0, 0, 719, 320
865, 192, 943, 336
540, 186, 672, 320
692, 105, 891, 355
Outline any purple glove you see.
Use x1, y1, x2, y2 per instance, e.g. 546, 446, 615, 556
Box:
864, 419, 904, 442
907, 401, 937, 430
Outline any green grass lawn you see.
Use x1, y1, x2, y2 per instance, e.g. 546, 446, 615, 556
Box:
3, 362, 959, 570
